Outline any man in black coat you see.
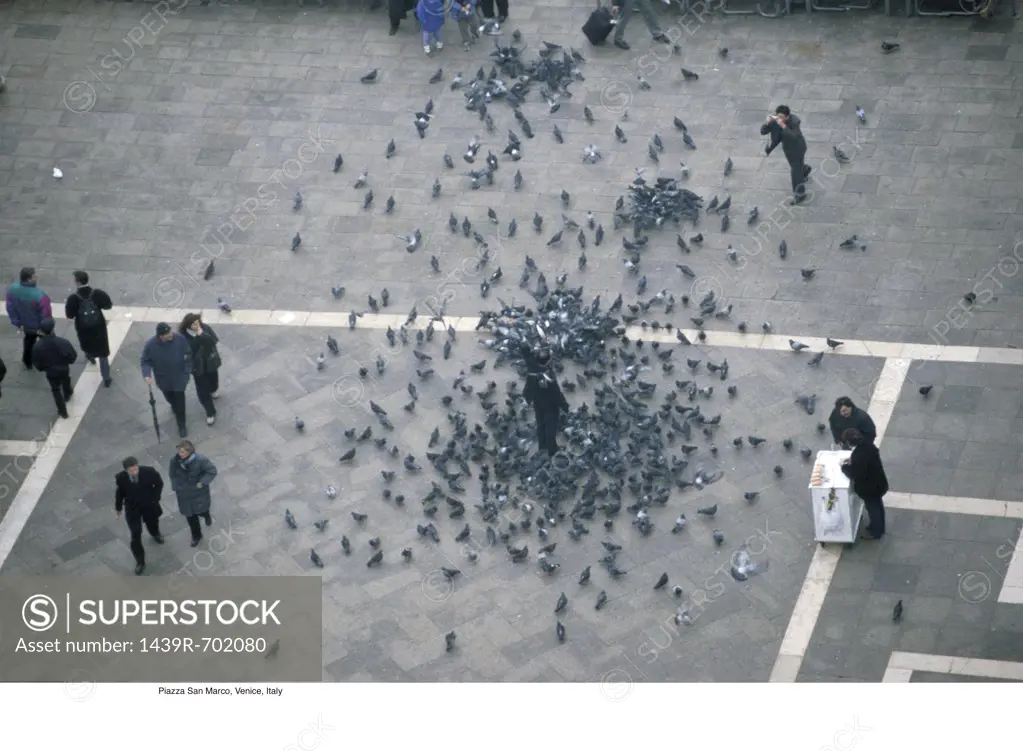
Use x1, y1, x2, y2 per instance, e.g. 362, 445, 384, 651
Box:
828, 396, 877, 448
65, 270, 114, 388
0, 355, 5, 401
388, 0, 417, 34
522, 343, 570, 456
115, 456, 165, 575
761, 105, 811, 204
840, 428, 889, 540
30, 317, 78, 419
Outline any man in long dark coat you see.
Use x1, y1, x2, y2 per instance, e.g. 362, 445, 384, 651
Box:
115, 456, 165, 575
522, 343, 570, 456
65, 270, 114, 388
169, 440, 218, 547
840, 428, 889, 540
388, 0, 417, 34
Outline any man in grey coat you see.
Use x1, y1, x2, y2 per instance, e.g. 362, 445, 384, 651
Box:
169, 440, 218, 547
141, 322, 193, 438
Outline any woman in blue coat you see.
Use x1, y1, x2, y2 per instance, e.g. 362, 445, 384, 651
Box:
417, 0, 445, 55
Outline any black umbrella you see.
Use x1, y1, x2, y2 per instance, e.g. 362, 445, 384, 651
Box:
147, 383, 162, 443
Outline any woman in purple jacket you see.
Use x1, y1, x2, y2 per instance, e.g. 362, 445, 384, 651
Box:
417, 0, 445, 55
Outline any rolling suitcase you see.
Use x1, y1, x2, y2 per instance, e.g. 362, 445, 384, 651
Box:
582, 3, 615, 46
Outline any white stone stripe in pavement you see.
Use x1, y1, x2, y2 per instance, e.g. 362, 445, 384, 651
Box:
882, 651, 1023, 682
0, 321, 133, 572
768, 357, 908, 682
7, 304, 1023, 365
0, 440, 46, 457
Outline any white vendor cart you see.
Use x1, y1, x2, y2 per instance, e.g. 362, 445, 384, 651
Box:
809, 450, 865, 544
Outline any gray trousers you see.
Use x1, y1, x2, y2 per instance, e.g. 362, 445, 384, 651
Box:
614, 0, 661, 41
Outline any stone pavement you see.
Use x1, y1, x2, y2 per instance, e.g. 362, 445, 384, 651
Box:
0, 1, 1022, 681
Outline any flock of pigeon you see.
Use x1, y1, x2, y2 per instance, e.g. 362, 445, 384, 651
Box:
222, 32, 926, 659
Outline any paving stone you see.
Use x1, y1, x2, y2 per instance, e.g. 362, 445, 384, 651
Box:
910, 671, 1016, 682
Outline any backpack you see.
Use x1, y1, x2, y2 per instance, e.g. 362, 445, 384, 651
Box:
76, 290, 103, 329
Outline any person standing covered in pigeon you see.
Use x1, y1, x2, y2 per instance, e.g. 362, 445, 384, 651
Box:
169, 440, 218, 548
452, 0, 480, 49
417, 0, 445, 55
840, 428, 889, 541
761, 105, 811, 204
522, 343, 569, 457
828, 396, 876, 448
179, 313, 221, 427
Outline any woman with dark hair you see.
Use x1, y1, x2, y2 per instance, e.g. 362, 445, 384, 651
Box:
828, 396, 876, 447
179, 313, 221, 427
840, 428, 889, 540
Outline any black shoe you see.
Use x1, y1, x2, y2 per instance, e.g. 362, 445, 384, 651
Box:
652, 32, 669, 43
178, 424, 188, 438
388, 24, 398, 35
859, 532, 883, 541
134, 562, 145, 575
103, 378, 112, 388
190, 537, 202, 547
790, 194, 807, 205
87, 356, 96, 365
498, 15, 507, 22
614, 38, 630, 50
64, 390, 73, 401
803, 165, 812, 178
58, 411, 69, 419
152, 534, 164, 544
203, 514, 212, 527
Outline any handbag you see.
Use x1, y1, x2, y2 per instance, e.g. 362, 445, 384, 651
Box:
582, 2, 615, 45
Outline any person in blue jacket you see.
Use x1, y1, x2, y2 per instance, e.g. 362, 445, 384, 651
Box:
452, 0, 480, 49
5, 267, 54, 369
141, 322, 194, 438
417, 0, 445, 55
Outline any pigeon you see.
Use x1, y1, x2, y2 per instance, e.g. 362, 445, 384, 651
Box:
313, 519, 328, 532
795, 394, 816, 415
445, 631, 457, 652
674, 605, 693, 627
429, 67, 443, 83
339, 448, 356, 462
855, 105, 866, 124
556, 621, 566, 643
547, 230, 563, 247
294, 416, 305, 431
203, 260, 215, 280
808, 351, 824, 367
360, 69, 378, 83
443, 153, 454, 169
333, 154, 343, 172
514, 170, 523, 190
881, 40, 900, 53
614, 125, 627, 143
367, 550, 383, 567
801, 268, 815, 280
578, 566, 591, 585
712, 529, 725, 546
779, 239, 788, 259
918, 385, 933, 396
216, 297, 231, 314
723, 157, 732, 176
833, 145, 850, 164
718, 47, 728, 57
789, 339, 809, 352
561, 189, 571, 207
432, 178, 441, 198
673, 116, 688, 130
341, 536, 351, 555
826, 337, 843, 349
553, 124, 564, 144
744, 492, 759, 503
595, 590, 608, 610
892, 599, 903, 622
729, 544, 768, 581
325, 485, 337, 499
654, 573, 668, 590
293, 190, 302, 211
555, 592, 568, 613
354, 169, 369, 188
284, 509, 297, 529
363, 190, 374, 209
680, 68, 699, 81
671, 514, 687, 533
697, 504, 717, 517
310, 549, 324, 568
401, 547, 413, 562
291, 233, 301, 251
748, 436, 766, 447
330, 286, 345, 299
326, 335, 339, 356
315, 353, 326, 370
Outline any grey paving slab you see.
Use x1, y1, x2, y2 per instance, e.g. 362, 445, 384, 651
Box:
0, 320, 883, 680
799, 509, 1023, 682
0, 453, 34, 526
884, 361, 1023, 499
910, 671, 1017, 682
